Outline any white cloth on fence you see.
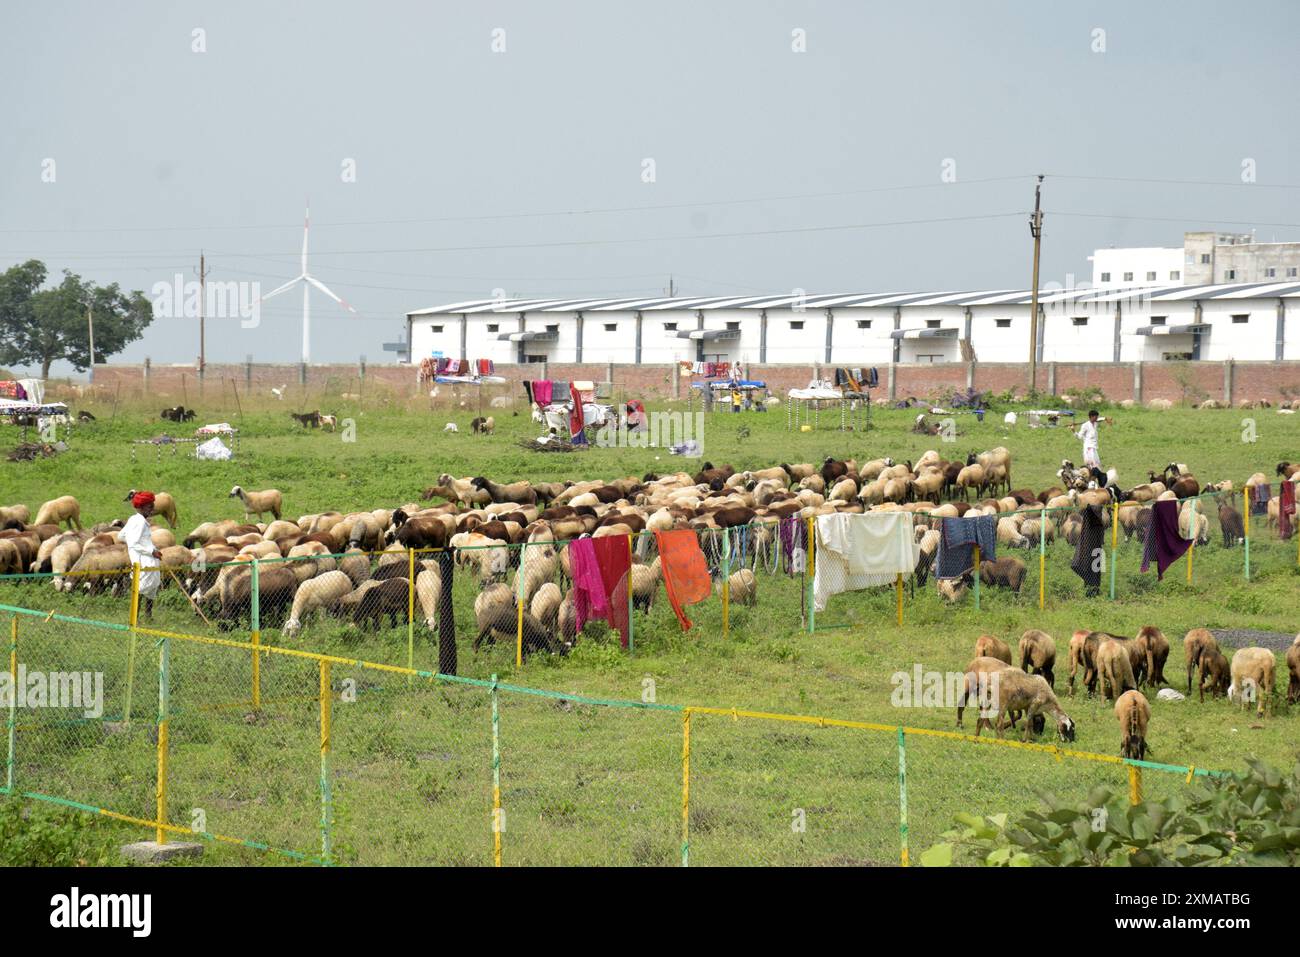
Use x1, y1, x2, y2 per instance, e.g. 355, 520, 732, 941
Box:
118, 512, 161, 599
813, 511, 918, 612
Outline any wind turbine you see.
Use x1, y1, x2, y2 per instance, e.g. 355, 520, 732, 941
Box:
260, 205, 355, 363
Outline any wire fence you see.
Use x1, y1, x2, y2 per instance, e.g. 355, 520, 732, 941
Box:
0, 604, 1225, 866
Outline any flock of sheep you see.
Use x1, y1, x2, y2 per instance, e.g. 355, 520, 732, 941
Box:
954, 625, 1299, 762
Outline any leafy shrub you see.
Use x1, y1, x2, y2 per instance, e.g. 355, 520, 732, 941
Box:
0, 795, 121, 866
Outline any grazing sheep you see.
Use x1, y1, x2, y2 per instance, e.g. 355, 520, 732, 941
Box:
715, 568, 757, 606
1229, 647, 1276, 717
1184, 628, 1219, 694
530, 582, 563, 634
1218, 500, 1245, 547
956, 656, 1014, 732
974, 634, 1012, 665
415, 566, 443, 630
33, 496, 83, 531
470, 416, 495, 434
1095, 638, 1137, 701
1018, 629, 1056, 688
979, 556, 1027, 593
282, 571, 354, 637
229, 486, 282, 522
1286, 635, 1300, 705
473, 583, 556, 655
1198, 647, 1231, 702
955, 463, 985, 500
1115, 690, 1151, 760
352, 578, 410, 631
1134, 625, 1170, 688
986, 669, 1076, 743
0, 505, 31, 526
443, 422, 459, 433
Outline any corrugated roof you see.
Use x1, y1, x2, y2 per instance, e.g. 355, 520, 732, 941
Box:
407, 281, 1300, 316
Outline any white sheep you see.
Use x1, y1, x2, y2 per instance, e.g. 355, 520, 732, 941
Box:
282, 571, 354, 637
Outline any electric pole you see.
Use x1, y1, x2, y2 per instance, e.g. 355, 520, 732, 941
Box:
196, 251, 211, 383
1028, 175, 1044, 393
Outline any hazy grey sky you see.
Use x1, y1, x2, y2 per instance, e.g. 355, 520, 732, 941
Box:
3, 1, 1298, 374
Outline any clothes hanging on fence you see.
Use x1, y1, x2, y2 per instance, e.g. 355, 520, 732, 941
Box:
1070, 504, 1108, 596
1250, 483, 1271, 516
654, 528, 712, 631
593, 535, 632, 647
1140, 499, 1191, 580
813, 512, 918, 612
935, 515, 997, 580
569, 538, 606, 637
568, 382, 588, 446
779, 515, 806, 573
532, 380, 554, 405
1280, 480, 1296, 540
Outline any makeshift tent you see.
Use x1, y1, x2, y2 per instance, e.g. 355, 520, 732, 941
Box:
786, 386, 870, 432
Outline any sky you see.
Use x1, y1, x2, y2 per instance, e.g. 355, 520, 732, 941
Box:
2, 0, 1299, 375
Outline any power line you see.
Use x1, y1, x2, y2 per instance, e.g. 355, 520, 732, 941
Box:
1048, 173, 1300, 190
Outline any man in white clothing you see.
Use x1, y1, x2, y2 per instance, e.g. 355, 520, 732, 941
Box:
118, 491, 162, 620
1075, 409, 1105, 485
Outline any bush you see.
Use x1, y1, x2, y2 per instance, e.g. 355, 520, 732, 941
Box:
0, 794, 122, 866
921, 759, 1300, 866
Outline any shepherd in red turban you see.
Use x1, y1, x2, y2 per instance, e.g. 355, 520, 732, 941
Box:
119, 491, 162, 618
131, 491, 155, 509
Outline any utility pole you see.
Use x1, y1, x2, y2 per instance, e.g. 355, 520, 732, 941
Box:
196, 251, 211, 384
86, 301, 95, 384
666, 275, 677, 297
1027, 175, 1044, 393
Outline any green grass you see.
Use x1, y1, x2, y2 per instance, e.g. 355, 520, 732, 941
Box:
1, 396, 1298, 865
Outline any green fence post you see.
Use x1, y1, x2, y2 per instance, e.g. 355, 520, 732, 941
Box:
897, 726, 909, 867
155, 633, 170, 845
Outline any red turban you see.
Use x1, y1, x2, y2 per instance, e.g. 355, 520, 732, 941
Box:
132, 491, 155, 509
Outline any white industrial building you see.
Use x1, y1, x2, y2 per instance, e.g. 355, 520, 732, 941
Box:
407, 280, 1300, 366
1091, 231, 1300, 288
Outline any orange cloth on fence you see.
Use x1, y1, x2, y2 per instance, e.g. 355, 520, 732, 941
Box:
653, 529, 712, 631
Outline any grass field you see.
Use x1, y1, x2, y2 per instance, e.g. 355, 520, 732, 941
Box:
2, 393, 1298, 865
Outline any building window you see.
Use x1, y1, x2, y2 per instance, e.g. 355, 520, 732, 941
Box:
1170, 271, 1180, 280
1162, 352, 1193, 361
1123, 272, 1134, 281
1232, 314, 1249, 324
431, 324, 444, 333
925, 319, 941, 329
726, 321, 740, 330
1266, 267, 1276, 278
525, 354, 546, 363
1072, 316, 1088, 327
603, 323, 617, 332
995, 318, 1011, 328
1201, 254, 1211, 264
916, 354, 942, 363
545, 324, 559, 333
664, 322, 677, 331
1146, 271, 1157, 281
487, 323, 499, 332
856, 319, 872, 329
1225, 270, 1236, 280
1151, 316, 1166, 326
790, 320, 804, 330
1290, 267, 1299, 278
1100, 272, 1111, 282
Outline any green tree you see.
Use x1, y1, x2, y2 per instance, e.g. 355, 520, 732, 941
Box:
0, 259, 153, 379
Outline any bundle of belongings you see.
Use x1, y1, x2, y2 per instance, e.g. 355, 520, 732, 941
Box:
813, 512, 921, 612
196, 437, 232, 461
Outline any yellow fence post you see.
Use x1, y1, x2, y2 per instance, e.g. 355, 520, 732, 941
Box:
1128, 765, 1142, 806
897, 726, 909, 866
680, 707, 691, 867
319, 659, 332, 864
1243, 487, 1252, 580
155, 633, 170, 845
124, 563, 140, 726
895, 573, 903, 626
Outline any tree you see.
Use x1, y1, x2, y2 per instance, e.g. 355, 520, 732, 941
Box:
0, 259, 154, 379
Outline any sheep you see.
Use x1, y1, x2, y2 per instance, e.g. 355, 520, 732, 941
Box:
955, 463, 985, 500
996, 516, 1028, 549
974, 634, 1012, 665
1286, 635, 1300, 705
1067, 629, 1099, 696
1095, 638, 1137, 702
630, 562, 660, 612
47, 537, 85, 590
443, 422, 459, 433
1018, 629, 1056, 688
352, 577, 410, 631
33, 496, 82, 531
1217, 500, 1245, 547
470, 415, 496, 434
219, 565, 297, 630
281, 571, 353, 637
530, 581, 563, 634
1228, 647, 1276, 717
1184, 628, 1219, 694
715, 568, 757, 606
0, 505, 31, 526
979, 556, 1026, 593
473, 583, 556, 655
986, 669, 1076, 743
1115, 690, 1151, 761
472, 477, 538, 506
1134, 625, 1170, 688
1197, 647, 1231, 703
229, 486, 282, 522
956, 657, 1014, 732
435, 474, 493, 508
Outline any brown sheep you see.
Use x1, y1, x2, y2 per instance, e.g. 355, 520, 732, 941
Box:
1134, 625, 1170, 688
973, 634, 1012, 665
124, 490, 178, 529
956, 656, 1013, 732
1184, 628, 1218, 694
352, 577, 410, 632
33, 495, 83, 531
987, 669, 1076, 743
1115, 689, 1151, 761
1286, 635, 1300, 705
979, 556, 1027, 593
1095, 638, 1137, 701
1198, 647, 1231, 702
1229, 647, 1276, 717
1018, 629, 1056, 688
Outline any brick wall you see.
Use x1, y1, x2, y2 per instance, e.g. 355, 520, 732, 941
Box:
86, 358, 1300, 406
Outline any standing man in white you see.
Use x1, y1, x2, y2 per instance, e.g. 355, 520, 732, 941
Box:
1075, 409, 1106, 485
118, 491, 162, 621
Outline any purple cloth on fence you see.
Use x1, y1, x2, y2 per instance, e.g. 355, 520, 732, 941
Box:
532, 380, 553, 405
1250, 483, 1271, 516
779, 515, 805, 573
568, 538, 607, 636
1140, 499, 1192, 580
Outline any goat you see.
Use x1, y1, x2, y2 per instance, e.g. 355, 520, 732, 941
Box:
1183, 628, 1218, 694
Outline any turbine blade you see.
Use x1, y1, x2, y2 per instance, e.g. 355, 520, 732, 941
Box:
259, 276, 303, 302
306, 275, 357, 313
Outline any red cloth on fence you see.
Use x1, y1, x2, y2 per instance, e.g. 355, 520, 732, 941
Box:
569, 536, 631, 644
568, 382, 586, 444
593, 535, 631, 647
1280, 480, 1296, 540
654, 529, 712, 631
